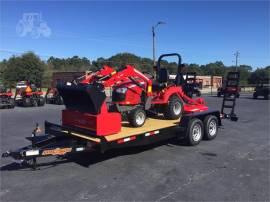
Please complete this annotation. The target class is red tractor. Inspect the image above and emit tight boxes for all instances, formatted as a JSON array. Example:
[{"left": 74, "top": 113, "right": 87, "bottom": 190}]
[
  {"left": 15, "top": 82, "right": 45, "bottom": 107},
  {"left": 217, "top": 79, "right": 240, "bottom": 98},
  {"left": 0, "top": 83, "right": 15, "bottom": 109},
  {"left": 57, "top": 53, "right": 208, "bottom": 135}
]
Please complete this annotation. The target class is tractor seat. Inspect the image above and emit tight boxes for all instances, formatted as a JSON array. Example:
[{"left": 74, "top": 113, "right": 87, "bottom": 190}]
[{"left": 152, "top": 68, "right": 169, "bottom": 91}]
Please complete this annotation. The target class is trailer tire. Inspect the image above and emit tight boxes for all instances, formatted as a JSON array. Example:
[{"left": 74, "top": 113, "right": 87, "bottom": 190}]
[
  {"left": 217, "top": 92, "right": 221, "bottom": 97},
  {"left": 128, "top": 107, "right": 146, "bottom": 127},
  {"left": 264, "top": 94, "right": 269, "bottom": 100},
  {"left": 186, "top": 118, "right": 203, "bottom": 146},
  {"left": 23, "top": 97, "right": 31, "bottom": 107},
  {"left": 203, "top": 115, "right": 218, "bottom": 140},
  {"left": 164, "top": 95, "right": 183, "bottom": 120}
]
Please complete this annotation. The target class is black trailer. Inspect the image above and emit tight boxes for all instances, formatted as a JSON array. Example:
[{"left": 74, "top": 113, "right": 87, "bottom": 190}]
[{"left": 2, "top": 72, "right": 240, "bottom": 170}]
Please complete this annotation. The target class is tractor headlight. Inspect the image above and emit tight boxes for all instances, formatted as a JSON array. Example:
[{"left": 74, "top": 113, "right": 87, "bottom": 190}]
[{"left": 116, "top": 87, "right": 127, "bottom": 94}]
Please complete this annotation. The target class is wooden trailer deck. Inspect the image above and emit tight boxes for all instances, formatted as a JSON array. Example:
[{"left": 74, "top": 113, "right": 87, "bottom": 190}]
[{"left": 63, "top": 117, "right": 180, "bottom": 143}]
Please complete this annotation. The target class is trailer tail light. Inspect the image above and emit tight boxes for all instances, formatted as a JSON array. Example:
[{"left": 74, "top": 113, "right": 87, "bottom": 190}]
[
  {"left": 25, "top": 150, "right": 39, "bottom": 156},
  {"left": 117, "top": 136, "right": 136, "bottom": 144},
  {"left": 145, "top": 130, "right": 159, "bottom": 136}
]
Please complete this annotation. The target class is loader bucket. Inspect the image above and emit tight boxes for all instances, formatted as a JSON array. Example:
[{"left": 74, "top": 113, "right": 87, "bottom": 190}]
[{"left": 57, "top": 83, "right": 106, "bottom": 114}]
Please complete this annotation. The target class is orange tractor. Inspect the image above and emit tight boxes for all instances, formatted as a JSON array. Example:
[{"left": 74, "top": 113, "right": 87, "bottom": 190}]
[{"left": 15, "top": 81, "right": 45, "bottom": 107}]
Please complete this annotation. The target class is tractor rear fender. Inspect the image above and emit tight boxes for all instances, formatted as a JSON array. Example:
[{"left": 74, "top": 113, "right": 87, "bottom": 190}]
[{"left": 153, "top": 86, "right": 184, "bottom": 104}]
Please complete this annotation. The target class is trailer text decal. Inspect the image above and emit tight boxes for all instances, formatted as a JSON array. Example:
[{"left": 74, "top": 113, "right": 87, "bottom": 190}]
[{"left": 42, "top": 148, "right": 72, "bottom": 156}]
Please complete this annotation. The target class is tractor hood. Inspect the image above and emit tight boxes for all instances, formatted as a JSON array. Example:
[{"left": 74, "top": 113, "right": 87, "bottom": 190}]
[{"left": 57, "top": 83, "right": 106, "bottom": 114}]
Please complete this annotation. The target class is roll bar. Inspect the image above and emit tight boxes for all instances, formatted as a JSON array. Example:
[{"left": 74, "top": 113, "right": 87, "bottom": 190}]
[{"left": 156, "top": 53, "right": 182, "bottom": 73}]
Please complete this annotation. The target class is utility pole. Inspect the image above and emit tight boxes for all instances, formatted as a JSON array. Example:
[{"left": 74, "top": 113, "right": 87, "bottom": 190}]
[
  {"left": 234, "top": 51, "right": 240, "bottom": 71},
  {"left": 152, "top": 26, "right": 156, "bottom": 66},
  {"left": 152, "top": 21, "right": 166, "bottom": 66}
]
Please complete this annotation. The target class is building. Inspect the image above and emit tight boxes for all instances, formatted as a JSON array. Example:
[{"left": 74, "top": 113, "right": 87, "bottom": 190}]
[{"left": 196, "top": 76, "right": 223, "bottom": 88}]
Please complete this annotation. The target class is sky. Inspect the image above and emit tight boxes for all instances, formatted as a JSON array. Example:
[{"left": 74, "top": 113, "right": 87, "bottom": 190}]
[{"left": 0, "top": 1, "right": 269, "bottom": 68}]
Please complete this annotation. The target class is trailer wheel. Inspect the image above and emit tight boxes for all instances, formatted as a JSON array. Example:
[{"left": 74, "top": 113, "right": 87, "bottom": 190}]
[
  {"left": 128, "top": 107, "right": 146, "bottom": 127},
  {"left": 23, "top": 97, "right": 31, "bottom": 107},
  {"left": 186, "top": 118, "right": 203, "bottom": 146},
  {"left": 164, "top": 95, "right": 183, "bottom": 120},
  {"left": 264, "top": 94, "right": 269, "bottom": 100},
  {"left": 203, "top": 115, "right": 218, "bottom": 140},
  {"left": 217, "top": 92, "right": 221, "bottom": 97},
  {"left": 38, "top": 97, "right": 45, "bottom": 106}
]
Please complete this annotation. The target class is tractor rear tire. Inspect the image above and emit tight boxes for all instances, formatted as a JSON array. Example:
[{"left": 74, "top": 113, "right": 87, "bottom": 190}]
[
  {"left": 23, "top": 97, "right": 31, "bottom": 107},
  {"left": 128, "top": 107, "right": 146, "bottom": 127},
  {"left": 38, "top": 97, "right": 45, "bottom": 106},
  {"left": 164, "top": 95, "right": 183, "bottom": 120}
]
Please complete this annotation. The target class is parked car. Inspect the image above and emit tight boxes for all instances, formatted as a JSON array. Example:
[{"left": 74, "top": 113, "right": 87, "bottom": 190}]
[{"left": 253, "top": 81, "right": 269, "bottom": 100}]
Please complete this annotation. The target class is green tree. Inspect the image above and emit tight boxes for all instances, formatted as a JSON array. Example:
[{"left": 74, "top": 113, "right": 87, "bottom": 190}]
[
  {"left": 3, "top": 52, "right": 45, "bottom": 87},
  {"left": 248, "top": 67, "right": 270, "bottom": 84},
  {"left": 202, "top": 61, "right": 226, "bottom": 76}
]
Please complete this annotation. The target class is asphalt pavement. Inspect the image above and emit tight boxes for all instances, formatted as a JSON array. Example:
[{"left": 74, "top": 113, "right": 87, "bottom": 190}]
[{"left": 0, "top": 94, "right": 269, "bottom": 201}]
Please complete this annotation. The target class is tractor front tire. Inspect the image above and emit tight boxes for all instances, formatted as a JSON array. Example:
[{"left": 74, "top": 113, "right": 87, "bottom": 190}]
[
  {"left": 31, "top": 98, "right": 38, "bottom": 107},
  {"left": 164, "top": 95, "right": 183, "bottom": 120},
  {"left": 128, "top": 107, "right": 146, "bottom": 127},
  {"left": 23, "top": 97, "right": 31, "bottom": 107},
  {"left": 38, "top": 97, "right": 45, "bottom": 106}
]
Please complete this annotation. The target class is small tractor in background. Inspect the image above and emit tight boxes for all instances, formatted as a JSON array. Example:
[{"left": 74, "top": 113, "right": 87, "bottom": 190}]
[
  {"left": 45, "top": 71, "right": 85, "bottom": 105},
  {"left": 217, "top": 79, "right": 240, "bottom": 98},
  {"left": 0, "top": 82, "right": 15, "bottom": 109},
  {"left": 15, "top": 81, "right": 45, "bottom": 107},
  {"left": 253, "top": 79, "right": 269, "bottom": 100}
]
